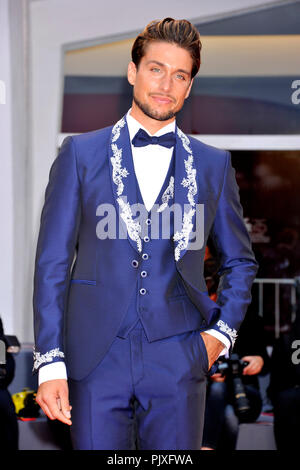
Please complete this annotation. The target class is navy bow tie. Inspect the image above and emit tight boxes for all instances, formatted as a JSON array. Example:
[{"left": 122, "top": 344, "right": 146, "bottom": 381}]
[{"left": 132, "top": 128, "right": 176, "bottom": 149}]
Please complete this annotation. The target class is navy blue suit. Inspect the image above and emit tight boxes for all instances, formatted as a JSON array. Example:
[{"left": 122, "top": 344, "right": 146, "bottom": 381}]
[{"left": 32, "top": 115, "right": 258, "bottom": 449}]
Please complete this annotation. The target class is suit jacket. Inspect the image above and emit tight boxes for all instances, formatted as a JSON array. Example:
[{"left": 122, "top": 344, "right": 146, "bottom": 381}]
[{"left": 32, "top": 115, "right": 258, "bottom": 380}]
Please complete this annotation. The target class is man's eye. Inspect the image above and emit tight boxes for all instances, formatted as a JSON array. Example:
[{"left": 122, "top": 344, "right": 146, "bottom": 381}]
[
  {"left": 177, "top": 74, "right": 185, "bottom": 80},
  {"left": 151, "top": 67, "right": 160, "bottom": 72}
]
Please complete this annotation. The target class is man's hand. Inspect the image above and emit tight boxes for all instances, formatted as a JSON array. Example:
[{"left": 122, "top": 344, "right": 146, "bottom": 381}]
[
  {"left": 200, "top": 332, "right": 225, "bottom": 370},
  {"left": 36, "top": 379, "right": 72, "bottom": 425}
]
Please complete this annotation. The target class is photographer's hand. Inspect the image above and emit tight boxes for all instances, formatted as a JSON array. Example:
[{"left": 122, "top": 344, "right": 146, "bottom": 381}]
[
  {"left": 36, "top": 379, "right": 72, "bottom": 425},
  {"left": 210, "top": 372, "right": 226, "bottom": 383},
  {"left": 241, "top": 355, "right": 264, "bottom": 375}
]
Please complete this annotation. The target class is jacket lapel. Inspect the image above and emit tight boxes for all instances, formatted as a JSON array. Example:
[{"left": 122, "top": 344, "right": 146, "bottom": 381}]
[
  {"left": 108, "top": 115, "right": 143, "bottom": 254},
  {"left": 108, "top": 116, "right": 198, "bottom": 261},
  {"left": 173, "top": 126, "right": 198, "bottom": 262}
]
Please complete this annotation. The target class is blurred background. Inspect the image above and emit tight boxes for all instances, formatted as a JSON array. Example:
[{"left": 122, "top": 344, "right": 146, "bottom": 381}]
[{"left": 0, "top": 0, "right": 299, "bottom": 450}]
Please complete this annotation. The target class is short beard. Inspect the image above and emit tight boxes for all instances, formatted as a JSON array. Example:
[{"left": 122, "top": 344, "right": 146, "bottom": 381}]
[{"left": 133, "top": 93, "right": 177, "bottom": 122}]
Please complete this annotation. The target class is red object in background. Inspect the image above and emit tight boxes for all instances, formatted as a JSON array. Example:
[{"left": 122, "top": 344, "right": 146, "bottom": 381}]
[
  {"left": 204, "top": 246, "right": 211, "bottom": 261},
  {"left": 18, "top": 417, "right": 37, "bottom": 421}
]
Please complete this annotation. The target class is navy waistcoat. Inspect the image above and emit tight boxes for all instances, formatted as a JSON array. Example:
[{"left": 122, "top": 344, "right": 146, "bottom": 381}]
[{"left": 117, "top": 147, "right": 177, "bottom": 338}]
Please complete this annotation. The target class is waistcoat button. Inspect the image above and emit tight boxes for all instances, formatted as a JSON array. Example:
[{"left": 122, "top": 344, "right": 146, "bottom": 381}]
[
  {"left": 139, "top": 288, "right": 147, "bottom": 295},
  {"left": 141, "top": 271, "right": 147, "bottom": 278},
  {"left": 144, "top": 236, "right": 150, "bottom": 242},
  {"left": 145, "top": 218, "right": 151, "bottom": 225},
  {"left": 142, "top": 253, "right": 149, "bottom": 260},
  {"left": 131, "top": 259, "right": 139, "bottom": 268}
]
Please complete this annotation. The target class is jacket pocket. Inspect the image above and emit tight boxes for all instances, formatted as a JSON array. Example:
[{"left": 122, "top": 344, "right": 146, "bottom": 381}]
[
  {"left": 167, "top": 293, "right": 189, "bottom": 302},
  {"left": 70, "top": 279, "right": 96, "bottom": 285}
]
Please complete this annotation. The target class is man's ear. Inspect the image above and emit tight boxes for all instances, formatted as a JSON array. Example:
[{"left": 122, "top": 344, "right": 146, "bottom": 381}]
[
  {"left": 127, "top": 61, "right": 137, "bottom": 86},
  {"left": 185, "top": 77, "right": 194, "bottom": 99}
]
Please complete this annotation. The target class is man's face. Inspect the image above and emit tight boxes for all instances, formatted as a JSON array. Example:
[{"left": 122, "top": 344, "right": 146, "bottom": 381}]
[{"left": 128, "top": 41, "right": 194, "bottom": 122}]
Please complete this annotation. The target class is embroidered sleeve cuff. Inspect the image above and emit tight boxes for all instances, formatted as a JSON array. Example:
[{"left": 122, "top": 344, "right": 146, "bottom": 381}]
[
  {"left": 32, "top": 347, "right": 65, "bottom": 373},
  {"left": 38, "top": 361, "right": 67, "bottom": 386},
  {"left": 212, "top": 320, "right": 238, "bottom": 350},
  {"left": 204, "top": 329, "right": 230, "bottom": 357}
]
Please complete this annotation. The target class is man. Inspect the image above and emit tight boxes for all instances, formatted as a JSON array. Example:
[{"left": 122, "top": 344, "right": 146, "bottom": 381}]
[{"left": 33, "top": 18, "right": 258, "bottom": 450}]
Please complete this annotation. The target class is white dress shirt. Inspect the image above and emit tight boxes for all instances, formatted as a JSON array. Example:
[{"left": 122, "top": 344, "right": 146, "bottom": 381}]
[
  {"left": 126, "top": 111, "right": 176, "bottom": 212},
  {"left": 38, "top": 109, "right": 229, "bottom": 385}
]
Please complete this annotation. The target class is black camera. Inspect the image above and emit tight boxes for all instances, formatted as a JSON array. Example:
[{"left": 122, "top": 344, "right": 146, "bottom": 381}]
[
  {"left": 0, "top": 335, "right": 20, "bottom": 386},
  {"left": 215, "top": 353, "right": 252, "bottom": 423}
]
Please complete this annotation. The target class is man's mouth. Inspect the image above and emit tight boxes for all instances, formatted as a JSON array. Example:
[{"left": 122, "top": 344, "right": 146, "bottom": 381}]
[{"left": 150, "top": 95, "right": 174, "bottom": 104}]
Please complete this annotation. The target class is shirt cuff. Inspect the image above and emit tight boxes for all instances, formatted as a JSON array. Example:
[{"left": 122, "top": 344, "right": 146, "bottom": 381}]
[
  {"left": 203, "top": 329, "right": 230, "bottom": 357},
  {"left": 38, "top": 361, "right": 67, "bottom": 386}
]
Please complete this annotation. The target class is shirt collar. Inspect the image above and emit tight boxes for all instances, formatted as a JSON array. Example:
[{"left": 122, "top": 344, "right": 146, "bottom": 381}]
[{"left": 126, "top": 108, "right": 176, "bottom": 143}]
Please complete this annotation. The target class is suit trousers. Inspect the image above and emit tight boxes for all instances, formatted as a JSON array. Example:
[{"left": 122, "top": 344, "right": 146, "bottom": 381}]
[{"left": 68, "top": 321, "right": 209, "bottom": 450}]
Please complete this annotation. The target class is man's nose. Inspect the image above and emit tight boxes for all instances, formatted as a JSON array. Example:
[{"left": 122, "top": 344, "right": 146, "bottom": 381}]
[{"left": 160, "top": 73, "right": 173, "bottom": 92}]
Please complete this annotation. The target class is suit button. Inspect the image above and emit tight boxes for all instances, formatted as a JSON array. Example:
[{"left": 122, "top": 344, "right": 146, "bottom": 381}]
[
  {"left": 139, "top": 288, "right": 147, "bottom": 295},
  {"left": 142, "top": 253, "right": 149, "bottom": 260},
  {"left": 202, "top": 319, "right": 206, "bottom": 326},
  {"left": 144, "top": 236, "right": 150, "bottom": 242},
  {"left": 141, "top": 271, "right": 147, "bottom": 278},
  {"left": 131, "top": 259, "right": 139, "bottom": 268}
]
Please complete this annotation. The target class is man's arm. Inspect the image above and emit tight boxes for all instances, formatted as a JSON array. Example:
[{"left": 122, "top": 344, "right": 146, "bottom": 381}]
[
  {"left": 33, "top": 136, "right": 81, "bottom": 424},
  {"left": 204, "top": 151, "right": 258, "bottom": 364}
]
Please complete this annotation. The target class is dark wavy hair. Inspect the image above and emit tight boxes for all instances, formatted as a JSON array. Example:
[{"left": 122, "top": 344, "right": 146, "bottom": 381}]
[{"left": 131, "top": 17, "right": 202, "bottom": 79}]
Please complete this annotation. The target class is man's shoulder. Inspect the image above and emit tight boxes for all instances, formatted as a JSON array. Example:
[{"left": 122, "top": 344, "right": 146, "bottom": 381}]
[
  {"left": 71, "top": 124, "right": 113, "bottom": 148},
  {"left": 61, "top": 125, "right": 114, "bottom": 167},
  {"left": 188, "top": 134, "right": 229, "bottom": 162}
]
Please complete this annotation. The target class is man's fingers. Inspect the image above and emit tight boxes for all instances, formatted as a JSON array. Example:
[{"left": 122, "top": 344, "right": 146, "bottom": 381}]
[
  {"left": 36, "top": 391, "right": 55, "bottom": 419},
  {"left": 38, "top": 396, "right": 70, "bottom": 424},
  {"left": 59, "top": 394, "right": 72, "bottom": 419},
  {"left": 47, "top": 396, "right": 72, "bottom": 425},
  {"left": 38, "top": 400, "right": 56, "bottom": 420},
  {"left": 36, "top": 380, "right": 72, "bottom": 425}
]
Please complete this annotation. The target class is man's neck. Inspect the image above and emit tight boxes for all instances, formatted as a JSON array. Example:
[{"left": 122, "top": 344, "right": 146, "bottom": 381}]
[{"left": 129, "top": 102, "right": 175, "bottom": 135}]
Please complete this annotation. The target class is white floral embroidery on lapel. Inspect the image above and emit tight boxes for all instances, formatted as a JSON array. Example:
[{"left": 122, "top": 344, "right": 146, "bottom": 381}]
[
  {"left": 111, "top": 118, "right": 128, "bottom": 196},
  {"left": 112, "top": 116, "right": 126, "bottom": 143},
  {"left": 117, "top": 197, "right": 142, "bottom": 252},
  {"left": 110, "top": 118, "right": 142, "bottom": 252},
  {"left": 157, "top": 176, "right": 174, "bottom": 213},
  {"left": 173, "top": 128, "right": 198, "bottom": 262}
]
